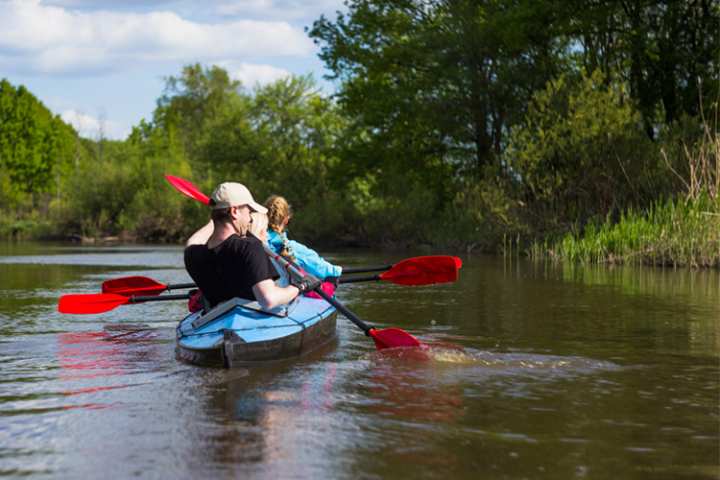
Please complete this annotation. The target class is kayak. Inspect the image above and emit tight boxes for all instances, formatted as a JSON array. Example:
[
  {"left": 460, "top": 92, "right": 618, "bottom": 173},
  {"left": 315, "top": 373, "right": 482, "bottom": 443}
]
[{"left": 176, "top": 295, "right": 337, "bottom": 367}]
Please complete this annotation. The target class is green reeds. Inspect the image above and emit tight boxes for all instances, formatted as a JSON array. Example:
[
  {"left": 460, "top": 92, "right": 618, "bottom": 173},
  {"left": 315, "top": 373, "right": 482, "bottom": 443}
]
[{"left": 533, "top": 194, "right": 720, "bottom": 267}]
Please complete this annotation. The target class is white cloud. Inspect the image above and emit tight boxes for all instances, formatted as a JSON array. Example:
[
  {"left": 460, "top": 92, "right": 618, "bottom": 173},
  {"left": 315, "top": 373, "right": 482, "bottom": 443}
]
[
  {"left": 61, "top": 109, "right": 128, "bottom": 140},
  {"left": 0, "top": 0, "right": 314, "bottom": 75},
  {"left": 219, "top": 61, "right": 291, "bottom": 87},
  {"left": 216, "top": 0, "right": 342, "bottom": 21}
]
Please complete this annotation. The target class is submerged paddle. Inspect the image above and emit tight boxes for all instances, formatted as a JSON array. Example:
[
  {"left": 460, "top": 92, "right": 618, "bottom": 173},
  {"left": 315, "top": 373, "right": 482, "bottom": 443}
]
[
  {"left": 101, "top": 255, "right": 460, "bottom": 297},
  {"left": 58, "top": 293, "right": 191, "bottom": 315},
  {"left": 165, "top": 174, "right": 425, "bottom": 350}
]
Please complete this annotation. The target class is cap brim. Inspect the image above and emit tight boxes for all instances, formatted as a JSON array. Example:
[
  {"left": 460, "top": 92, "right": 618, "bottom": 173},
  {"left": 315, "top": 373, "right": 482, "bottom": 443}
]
[{"left": 248, "top": 202, "right": 268, "bottom": 214}]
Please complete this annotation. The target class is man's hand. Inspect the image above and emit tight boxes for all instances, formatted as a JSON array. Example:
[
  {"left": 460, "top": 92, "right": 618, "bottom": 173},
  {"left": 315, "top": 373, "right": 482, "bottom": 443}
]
[{"left": 292, "top": 274, "right": 321, "bottom": 294}]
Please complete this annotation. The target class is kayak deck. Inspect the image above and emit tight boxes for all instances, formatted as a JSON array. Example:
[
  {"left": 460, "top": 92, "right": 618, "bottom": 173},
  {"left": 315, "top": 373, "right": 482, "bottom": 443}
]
[{"left": 176, "top": 296, "right": 337, "bottom": 367}]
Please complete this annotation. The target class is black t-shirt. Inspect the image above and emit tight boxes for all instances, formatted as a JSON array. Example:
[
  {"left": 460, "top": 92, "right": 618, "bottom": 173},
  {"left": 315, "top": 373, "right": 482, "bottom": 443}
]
[{"left": 184, "top": 234, "right": 276, "bottom": 307}]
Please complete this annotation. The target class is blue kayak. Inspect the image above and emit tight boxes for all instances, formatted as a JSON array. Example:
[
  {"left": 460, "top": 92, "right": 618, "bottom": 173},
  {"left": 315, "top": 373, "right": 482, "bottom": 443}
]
[{"left": 176, "top": 295, "right": 337, "bottom": 367}]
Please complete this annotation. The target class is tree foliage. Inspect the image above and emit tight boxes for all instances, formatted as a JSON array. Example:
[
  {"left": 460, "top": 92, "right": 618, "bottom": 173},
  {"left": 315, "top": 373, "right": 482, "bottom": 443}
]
[
  {"left": 506, "top": 70, "right": 657, "bottom": 230},
  {"left": 0, "top": 0, "right": 717, "bottom": 249},
  {"left": 0, "top": 79, "right": 78, "bottom": 207},
  {"left": 569, "top": 0, "right": 720, "bottom": 134},
  {"left": 309, "top": 0, "right": 565, "bottom": 177}
]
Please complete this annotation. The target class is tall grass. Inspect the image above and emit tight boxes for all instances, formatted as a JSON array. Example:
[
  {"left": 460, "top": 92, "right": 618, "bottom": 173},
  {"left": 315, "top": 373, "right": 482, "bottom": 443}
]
[
  {"left": 541, "top": 195, "right": 719, "bottom": 267},
  {"left": 533, "top": 120, "right": 719, "bottom": 268}
]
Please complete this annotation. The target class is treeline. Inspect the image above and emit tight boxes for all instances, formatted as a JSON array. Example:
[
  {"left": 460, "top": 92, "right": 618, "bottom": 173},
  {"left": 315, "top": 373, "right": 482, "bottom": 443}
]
[{"left": 1, "top": 0, "right": 718, "bottom": 264}]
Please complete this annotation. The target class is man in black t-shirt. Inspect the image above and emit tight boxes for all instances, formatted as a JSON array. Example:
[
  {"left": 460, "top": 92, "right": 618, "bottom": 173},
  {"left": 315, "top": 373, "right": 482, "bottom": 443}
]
[{"left": 184, "top": 182, "right": 315, "bottom": 309}]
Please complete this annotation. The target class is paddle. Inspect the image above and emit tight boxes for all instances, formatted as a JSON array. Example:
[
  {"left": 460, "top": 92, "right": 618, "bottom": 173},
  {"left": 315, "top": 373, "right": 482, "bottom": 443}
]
[
  {"left": 101, "top": 254, "right": 460, "bottom": 297},
  {"left": 341, "top": 253, "right": 463, "bottom": 275},
  {"left": 165, "top": 174, "right": 424, "bottom": 350},
  {"left": 341, "top": 255, "right": 460, "bottom": 285},
  {"left": 58, "top": 293, "right": 191, "bottom": 315}
]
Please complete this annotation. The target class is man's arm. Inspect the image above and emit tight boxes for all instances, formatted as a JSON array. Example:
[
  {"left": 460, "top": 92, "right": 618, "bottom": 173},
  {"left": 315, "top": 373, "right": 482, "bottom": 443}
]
[
  {"left": 252, "top": 279, "right": 300, "bottom": 310},
  {"left": 186, "top": 220, "right": 214, "bottom": 247}
]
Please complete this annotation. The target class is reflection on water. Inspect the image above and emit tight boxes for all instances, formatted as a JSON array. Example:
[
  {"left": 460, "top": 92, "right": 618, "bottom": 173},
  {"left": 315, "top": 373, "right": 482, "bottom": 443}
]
[{"left": 0, "top": 245, "right": 717, "bottom": 479}]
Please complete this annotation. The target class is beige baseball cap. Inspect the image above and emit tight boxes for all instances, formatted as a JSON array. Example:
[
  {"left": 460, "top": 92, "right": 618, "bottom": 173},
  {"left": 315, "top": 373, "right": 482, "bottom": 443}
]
[{"left": 210, "top": 182, "right": 268, "bottom": 213}]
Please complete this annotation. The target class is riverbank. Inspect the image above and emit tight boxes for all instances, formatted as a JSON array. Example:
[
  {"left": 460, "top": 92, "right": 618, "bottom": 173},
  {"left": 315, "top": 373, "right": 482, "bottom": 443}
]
[{"left": 5, "top": 195, "right": 719, "bottom": 269}]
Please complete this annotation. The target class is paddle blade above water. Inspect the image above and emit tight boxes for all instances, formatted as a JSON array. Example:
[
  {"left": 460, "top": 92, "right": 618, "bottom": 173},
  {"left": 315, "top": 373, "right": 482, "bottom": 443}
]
[
  {"left": 58, "top": 293, "right": 130, "bottom": 314},
  {"left": 165, "top": 175, "right": 210, "bottom": 205},
  {"left": 369, "top": 328, "right": 422, "bottom": 350},
  {"left": 379, "top": 255, "right": 461, "bottom": 286},
  {"left": 102, "top": 276, "right": 167, "bottom": 296}
]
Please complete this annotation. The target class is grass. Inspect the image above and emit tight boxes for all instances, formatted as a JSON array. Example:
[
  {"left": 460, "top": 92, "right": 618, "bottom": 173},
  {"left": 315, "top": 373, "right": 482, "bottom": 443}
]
[{"left": 533, "top": 194, "right": 720, "bottom": 268}]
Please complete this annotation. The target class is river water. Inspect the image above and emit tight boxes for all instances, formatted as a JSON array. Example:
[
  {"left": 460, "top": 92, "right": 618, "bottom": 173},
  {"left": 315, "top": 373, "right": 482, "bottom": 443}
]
[{"left": 0, "top": 242, "right": 717, "bottom": 479}]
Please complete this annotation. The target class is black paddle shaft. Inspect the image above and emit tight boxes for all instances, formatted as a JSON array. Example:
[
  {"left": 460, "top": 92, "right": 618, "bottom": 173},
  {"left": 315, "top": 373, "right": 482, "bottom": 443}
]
[
  {"left": 313, "top": 286, "right": 374, "bottom": 336},
  {"left": 338, "top": 274, "right": 381, "bottom": 284},
  {"left": 129, "top": 293, "right": 191, "bottom": 303},
  {"left": 342, "top": 264, "right": 391, "bottom": 274}
]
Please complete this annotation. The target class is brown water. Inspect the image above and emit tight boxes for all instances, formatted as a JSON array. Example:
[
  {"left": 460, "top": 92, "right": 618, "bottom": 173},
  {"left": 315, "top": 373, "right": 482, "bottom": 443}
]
[{"left": 0, "top": 243, "right": 718, "bottom": 479}]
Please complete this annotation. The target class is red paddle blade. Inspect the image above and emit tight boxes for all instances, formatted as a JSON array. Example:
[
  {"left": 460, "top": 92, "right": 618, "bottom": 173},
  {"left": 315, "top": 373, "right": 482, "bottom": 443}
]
[
  {"left": 369, "top": 328, "right": 422, "bottom": 350},
  {"left": 58, "top": 293, "right": 130, "bottom": 314},
  {"left": 379, "top": 255, "right": 461, "bottom": 286},
  {"left": 102, "top": 276, "right": 167, "bottom": 296},
  {"left": 165, "top": 175, "right": 210, "bottom": 205}
]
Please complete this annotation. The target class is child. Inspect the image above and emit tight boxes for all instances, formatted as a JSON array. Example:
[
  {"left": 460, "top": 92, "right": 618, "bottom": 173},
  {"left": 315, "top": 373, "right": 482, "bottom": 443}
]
[{"left": 265, "top": 195, "right": 342, "bottom": 280}]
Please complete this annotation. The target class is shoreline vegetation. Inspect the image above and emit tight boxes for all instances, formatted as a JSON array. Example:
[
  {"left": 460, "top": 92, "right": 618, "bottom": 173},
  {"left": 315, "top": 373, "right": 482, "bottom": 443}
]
[
  {"left": 530, "top": 125, "right": 720, "bottom": 268},
  {"left": 1, "top": 1, "right": 718, "bottom": 268}
]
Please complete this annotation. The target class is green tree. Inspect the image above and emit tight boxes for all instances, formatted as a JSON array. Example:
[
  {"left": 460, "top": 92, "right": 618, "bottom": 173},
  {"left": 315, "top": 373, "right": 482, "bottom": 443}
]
[
  {"left": 155, "top": 64, "right": 244, "bottom": 164},
  {"left": 309, "top": 0, "right": 566, "bottom": 176},
  {"left": 0, "top": 79, "right": 77, "bottom": 207},
  {"left": 196, "top": 75, "right": 347, "bottom": 239},
  {"left": 505, "top": 70, "right": 657, "bottom": 231},
  {"left": 566, "top": 0, "right": 719, "bottom": 137}
]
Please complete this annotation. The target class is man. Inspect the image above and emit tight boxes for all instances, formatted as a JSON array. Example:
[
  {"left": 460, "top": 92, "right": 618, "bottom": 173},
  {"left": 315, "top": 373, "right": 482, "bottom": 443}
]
[{"left": 184, "top": 182, "right": 316, "bottom": 310}]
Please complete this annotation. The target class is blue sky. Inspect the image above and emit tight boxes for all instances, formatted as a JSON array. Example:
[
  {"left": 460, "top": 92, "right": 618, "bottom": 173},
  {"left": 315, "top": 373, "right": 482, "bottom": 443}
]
[{"left": 1, "top": 0, "right": 345, "bottom": 139}]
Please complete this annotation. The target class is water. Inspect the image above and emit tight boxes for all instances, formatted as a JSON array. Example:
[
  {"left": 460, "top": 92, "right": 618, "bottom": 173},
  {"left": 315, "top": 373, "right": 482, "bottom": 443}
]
[{"left": 0, "top": 242, "right": 718, "bottom": 479}]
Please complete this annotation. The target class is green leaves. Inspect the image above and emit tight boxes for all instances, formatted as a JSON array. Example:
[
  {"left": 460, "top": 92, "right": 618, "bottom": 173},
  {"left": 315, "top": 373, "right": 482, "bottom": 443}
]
[
  {"left": 0, "top": 79, "right": 77, "bottom": 207},
  {"left": 506, "top": 70, "right": 656, "bottom": 228}
]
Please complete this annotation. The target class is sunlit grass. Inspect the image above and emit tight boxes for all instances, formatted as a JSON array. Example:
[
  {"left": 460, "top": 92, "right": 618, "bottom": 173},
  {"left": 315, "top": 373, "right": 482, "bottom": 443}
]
[{"left": 533, "top": 193, "right": 720, "bottom": 267}]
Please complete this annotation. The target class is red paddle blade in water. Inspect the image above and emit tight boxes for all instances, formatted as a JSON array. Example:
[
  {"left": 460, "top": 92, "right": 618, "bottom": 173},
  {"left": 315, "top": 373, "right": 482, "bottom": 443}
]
[
  {"left": 379, "top": 255, "right": 461, "bottom": 286},
  {"left": 165, "top": 175, "right": 210, "bottom": 205},
  {"left": 370, "top": 328, "right": 422, "bottom": 350},
  {"left": 58, "top": 293, "right": 130, "bottom": 314},
  {"left": 102, "top": 276, "right": 167, "bottom": 296}
]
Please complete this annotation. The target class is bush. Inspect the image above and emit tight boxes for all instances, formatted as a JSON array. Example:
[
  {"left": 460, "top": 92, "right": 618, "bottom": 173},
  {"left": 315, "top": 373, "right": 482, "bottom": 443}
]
[{"left": 505, "top": 70, "right": 658, "bottom": 231}]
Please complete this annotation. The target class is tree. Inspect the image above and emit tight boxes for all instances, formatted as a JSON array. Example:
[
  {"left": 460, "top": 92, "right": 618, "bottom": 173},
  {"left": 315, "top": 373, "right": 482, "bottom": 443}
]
[
  {"left": 0, "top": 79, "right": 77, "bottom": 207},
  {"left": 567, "top": 0, "right": 719, "bottom": 137},
  {"left": 197, "top": 75, "right": 345, "bottom": 211},
  {"left": 155, "top": 64, "right": 244, "bottom": 163},
  {"left": 505, "top": 70, "right": 657, "bottom": 230},
  {"left": 309, "top": 0, "right": 566, "bottom": 177}
]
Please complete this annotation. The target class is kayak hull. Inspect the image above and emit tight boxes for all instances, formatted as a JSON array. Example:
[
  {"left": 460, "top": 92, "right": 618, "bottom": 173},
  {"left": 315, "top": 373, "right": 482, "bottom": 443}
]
[{"left": 175, "top": 296, "right": 337, "bottom": 368}]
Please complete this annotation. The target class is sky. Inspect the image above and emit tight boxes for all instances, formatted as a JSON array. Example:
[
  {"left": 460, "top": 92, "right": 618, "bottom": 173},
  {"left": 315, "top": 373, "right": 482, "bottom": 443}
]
[{"left": 0, "top": 0, "right": 345, "bottom": 139}]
